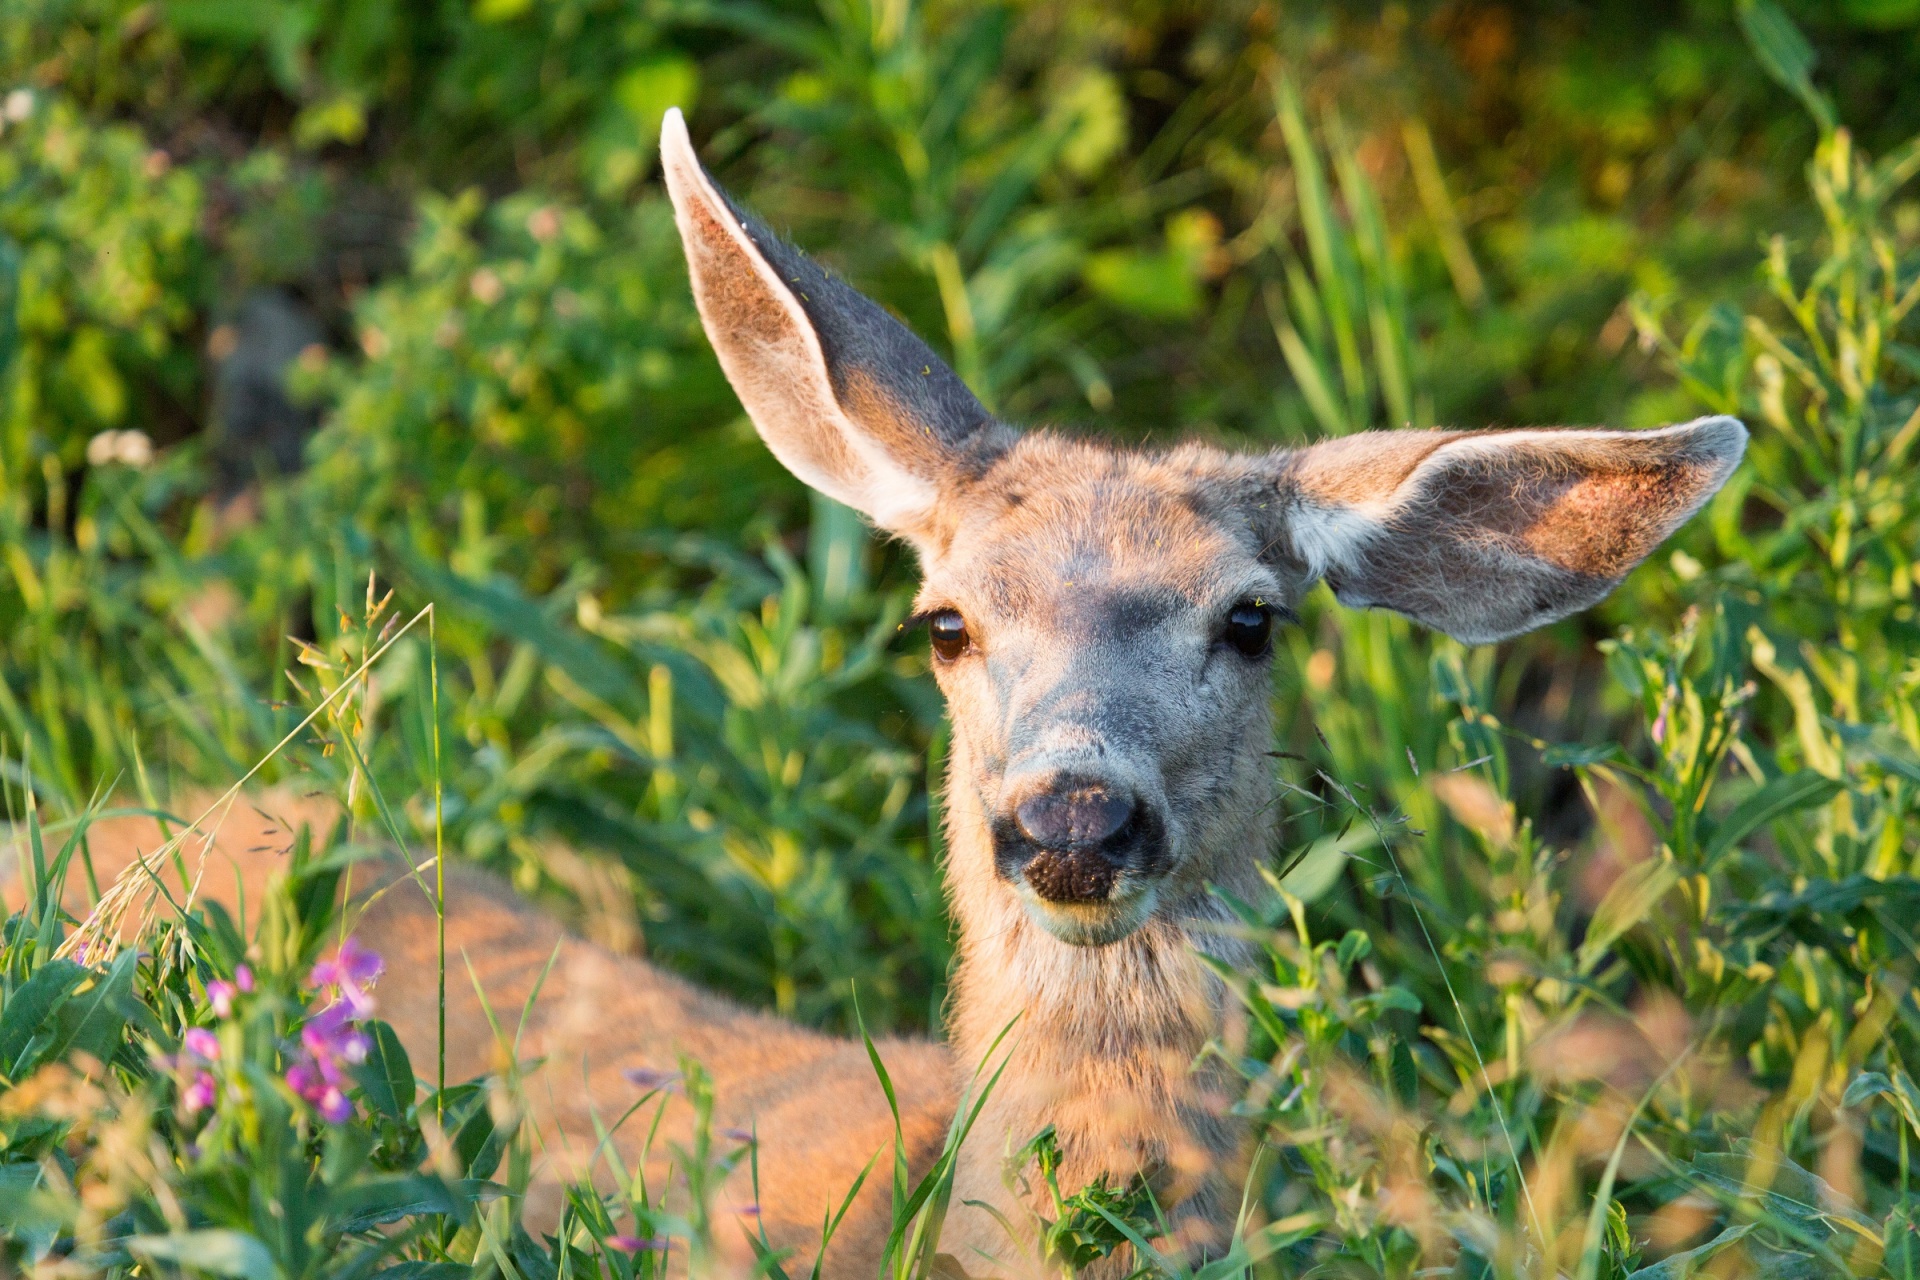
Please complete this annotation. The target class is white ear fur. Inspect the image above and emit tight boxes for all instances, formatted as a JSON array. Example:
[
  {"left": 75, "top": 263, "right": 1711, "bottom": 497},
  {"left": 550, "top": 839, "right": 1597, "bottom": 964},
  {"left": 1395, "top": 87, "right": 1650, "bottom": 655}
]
[{"left": 661, "top": 109, "right": 985, "bottom": 535}]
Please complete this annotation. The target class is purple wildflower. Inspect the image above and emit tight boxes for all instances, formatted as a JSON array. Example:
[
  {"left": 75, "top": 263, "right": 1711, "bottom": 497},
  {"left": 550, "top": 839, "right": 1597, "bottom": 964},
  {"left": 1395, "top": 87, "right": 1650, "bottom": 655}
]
[
  {"left": 300, "top": 1001, "right": 370, "bottom": 1066},
  {"left": 282, "top": 941, "right": 381, "bottom": 1124},
  {"left": 622, "top": 1067, "right": 681, "bottom": 1092},
  {"left": 309, "top": 937, "right": 382, "bottom": 1018},
  {"left": 234, "top": 964, "right": 255, "bottom": 993},
  {"left": 734, "top": 1204, "right": 761, "bottom": 1219},
  {"left": 286, "top": 1059, "right": 324, "bottom": 1098},
  {"left": 207, "top": 980, "right": 237, "bottom": 1019},
  {"left": 317, "top": 1086, "right": 353, "bottom": 1124},
  {"left": 721, "top": 1127, "right": 756, "bottom": 1143},
  {"left": 183, "top": 1027, "right": 220, "bottom": 1062},
  {"left": 607, "top": 1236, "right": 669, "bottom": 1254},
  {"left": 181, "top": 1072, "right": 216, "bottom": 1115}
]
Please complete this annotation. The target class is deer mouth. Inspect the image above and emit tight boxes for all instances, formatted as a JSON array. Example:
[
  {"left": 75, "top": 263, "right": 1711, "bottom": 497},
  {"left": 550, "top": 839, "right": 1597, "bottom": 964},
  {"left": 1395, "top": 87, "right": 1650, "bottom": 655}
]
[{"left": 1015, "top": 879, "right": 1160, "bottom": 946}]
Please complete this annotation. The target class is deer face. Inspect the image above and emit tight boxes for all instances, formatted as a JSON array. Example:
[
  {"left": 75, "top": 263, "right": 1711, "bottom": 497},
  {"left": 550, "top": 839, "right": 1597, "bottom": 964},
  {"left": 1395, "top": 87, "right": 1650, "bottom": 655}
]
[
  {"left": 903, "top": 440, "right": 1305, "bottom": 945},
  {"left": 661, "top": 110, "right": 1746, "bottom": 949}
]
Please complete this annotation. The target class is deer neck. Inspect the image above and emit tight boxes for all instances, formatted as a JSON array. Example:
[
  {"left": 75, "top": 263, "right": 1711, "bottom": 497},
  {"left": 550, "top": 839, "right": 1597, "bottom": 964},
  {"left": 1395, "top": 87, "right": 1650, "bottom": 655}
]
[{"left": 938, "top": 731, "right": 1272, "bottom": 1252}]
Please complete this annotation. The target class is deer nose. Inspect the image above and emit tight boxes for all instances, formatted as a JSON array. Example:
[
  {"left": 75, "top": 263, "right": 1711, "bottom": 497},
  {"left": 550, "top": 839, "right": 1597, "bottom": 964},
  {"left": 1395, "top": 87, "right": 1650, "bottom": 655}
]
[{"left": 1015, "top": 786, "right": 1134, "bottom": 851}]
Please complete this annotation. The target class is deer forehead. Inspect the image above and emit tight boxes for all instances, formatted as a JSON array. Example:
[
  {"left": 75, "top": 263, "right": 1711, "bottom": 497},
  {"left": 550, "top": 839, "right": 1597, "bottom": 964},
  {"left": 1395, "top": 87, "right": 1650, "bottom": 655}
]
[{"left": 916, "top": 440, "right": 1283, "bottom": 624}]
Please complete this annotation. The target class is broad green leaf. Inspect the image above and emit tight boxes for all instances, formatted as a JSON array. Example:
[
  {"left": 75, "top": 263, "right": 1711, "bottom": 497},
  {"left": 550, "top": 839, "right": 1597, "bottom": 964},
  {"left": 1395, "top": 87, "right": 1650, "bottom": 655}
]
[
  {"left": 0, "top": 1163, "right": 62, "bottom": 1262},
  {"left": 130, "top": 1229, "right": 278, "bottom": 1280},
  {"left": 1842, "top": 1071, "right": 1892, "bottom": 1107},
  {"left": 42, "top": 948, "right": 139, "bottom": 1071},
  {"left": 332, "top": 1174, "right": 464, "bottom": 1233},
  {"left": 352, "top": 1020, "right": 416, "bottom": 1123},
  {"left": 1279, "top": 823, "right": 1377, "bottom": 903},
  {"left": 1686, "top": 1145, "right": 1879, "bottom": 1245},
  {"left": 1736, "top": 0, "right": 1837, "bottom": 132},
  {"left": 0, "top": 961, "right": 87, "bottom": 1078},
  {"left": 1842, "top": 1068, "right": 1920, "bottom": 1137},
  {"left": 1578, "top": 857, "right": 1680, "bottom": 973},
  {"left": 372, "top": 1265, "right": 472, "bottom": 1280},
  {"left": 0, "top": 235, "right": 18, "bottom": 373},
  {"left": 1336, "top": 929, "right": 1371, "bottom": 969},
  {"left": 1703, "top": 771, "right": 1843, "bottom": 866},
  {"left": 1626, "top": 1225, "right": 1755, "bottom": 1280}
]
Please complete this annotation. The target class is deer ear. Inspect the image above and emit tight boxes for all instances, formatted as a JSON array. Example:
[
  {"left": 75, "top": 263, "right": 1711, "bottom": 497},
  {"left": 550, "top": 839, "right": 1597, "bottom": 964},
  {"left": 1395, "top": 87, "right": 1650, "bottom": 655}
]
[
  {"left": 1276, "top": 416, "right": 1747, "bottom": 644},
  {"left": 661, "top": 109, "right": 1007, "bottom": 537}
]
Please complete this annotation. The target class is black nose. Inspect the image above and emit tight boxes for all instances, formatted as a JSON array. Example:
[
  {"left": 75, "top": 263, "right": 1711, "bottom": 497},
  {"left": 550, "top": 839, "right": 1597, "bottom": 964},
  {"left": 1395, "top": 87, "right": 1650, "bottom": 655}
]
[
  {"left": 1015, "top": 787, "right": 1134, "bottom": 850},
  {"left": 995, "top": 781, "right": 1162, "bottom": 905}
]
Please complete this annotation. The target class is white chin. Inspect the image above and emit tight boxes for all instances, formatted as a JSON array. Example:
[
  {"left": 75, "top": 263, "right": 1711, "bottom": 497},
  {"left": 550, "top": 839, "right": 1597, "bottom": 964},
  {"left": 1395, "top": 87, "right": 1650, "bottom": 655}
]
[{"left": 1019, "top": 884, "right": 1158, "bottom": 947}]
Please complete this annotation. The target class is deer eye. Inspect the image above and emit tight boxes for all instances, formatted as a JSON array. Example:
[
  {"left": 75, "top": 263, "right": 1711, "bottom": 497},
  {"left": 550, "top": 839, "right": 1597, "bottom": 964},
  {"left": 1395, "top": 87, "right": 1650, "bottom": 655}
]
[
  {"left": 928, "top": 610, "right": 971, "bottom": 661},
  {"left": 1223, "top": 600, "right": 1273, "bottom": 658}
]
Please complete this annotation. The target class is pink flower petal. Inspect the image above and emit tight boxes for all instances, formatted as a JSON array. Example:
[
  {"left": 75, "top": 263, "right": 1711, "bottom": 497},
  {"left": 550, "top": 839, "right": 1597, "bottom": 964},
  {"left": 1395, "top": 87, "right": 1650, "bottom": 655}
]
[
  {"left": 181, "top": 1072, "right": 217, "bottom": 1114},
  {"left": 607, "top": 1236, "right": 669, "bottom": 1254}
]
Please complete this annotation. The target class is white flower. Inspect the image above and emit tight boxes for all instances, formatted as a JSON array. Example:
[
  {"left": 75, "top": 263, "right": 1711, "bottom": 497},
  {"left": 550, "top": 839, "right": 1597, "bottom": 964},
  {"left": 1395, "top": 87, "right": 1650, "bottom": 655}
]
[
  {"left": 3, "top": 89, "right": 32, "bottom": 123},
  {"left": 85, "top": 429, "right": 154, "bottom": 469}
]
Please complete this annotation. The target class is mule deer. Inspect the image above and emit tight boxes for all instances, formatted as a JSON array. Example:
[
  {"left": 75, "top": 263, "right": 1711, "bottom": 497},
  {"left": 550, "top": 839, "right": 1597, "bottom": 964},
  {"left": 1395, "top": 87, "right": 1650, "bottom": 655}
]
[{"left": 20, "top": 108, "right": 1746, "bottom": 1277}]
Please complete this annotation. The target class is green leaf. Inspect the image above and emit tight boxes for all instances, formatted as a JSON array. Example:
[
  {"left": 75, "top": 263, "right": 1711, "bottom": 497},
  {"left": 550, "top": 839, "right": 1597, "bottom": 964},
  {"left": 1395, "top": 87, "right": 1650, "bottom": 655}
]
[
  {"left": 1702, "top": 771, "right": 1842, "bottom": 866},
  {"left": 1685, "top": 1145, "right": 1879, "bottom": 1241},
  {"left": 1842, "top": 1071, "right": 1892, "bottom": 1107},
  {"left": 1842, "top": 1068, "right": 1920, "bottom": 1137},
  {"left": 331, "top": 1174, "right": 464, "bottom": 1233},
  {"left": 352, "top": 1020, "right": 416, "bottom": 1123},
  {"left": 1578, "top": 857, "right": 1680, "bottom": 973},
  {"left": 1278, "top": 824, "right": 1377, "bottom": 903},
  {"left": 0, "top": 234, "right": 19, "bottom": 374},
  {"left": 130, "top": 1229, "right": 278, "bottom": 1280},
  {"left": 1390, "top": 1039, "right": 1418, "bottom": 1106},
  {"left": 1335, "top": 929, "right": 1371, "bottom": 969},
  {"left": 1082, "top": 247, "right": 1202, "bottom": 320},
  {"left": 1624, "top": 1224, "right": 1757, "bottom": 1279},
  {"left": 0, "top": 961, "right": 87, "bottom": 1078},
  {"left": 42, "top": 948, "right": 139, "bottom": 1070},
  {"left": 1737, "top": 0, "right": 1838, "bottom": 131},
  {"left": 0, "top": 1163, "right": 63, "bottom": 1262},
  {"left": 1543, "top": 742, "right": 1624, "bottom": 769}
]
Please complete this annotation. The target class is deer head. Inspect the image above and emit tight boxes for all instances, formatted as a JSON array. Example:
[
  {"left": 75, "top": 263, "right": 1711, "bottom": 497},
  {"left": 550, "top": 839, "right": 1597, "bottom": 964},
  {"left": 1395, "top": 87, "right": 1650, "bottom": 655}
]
[{"left": 660, "top": 109, "right": 1745, "bottom": 959}]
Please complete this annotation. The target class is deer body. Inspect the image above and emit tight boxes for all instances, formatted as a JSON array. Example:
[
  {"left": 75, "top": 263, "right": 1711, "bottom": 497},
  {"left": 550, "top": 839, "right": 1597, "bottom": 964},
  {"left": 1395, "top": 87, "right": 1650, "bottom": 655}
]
[{"left": 17, "top": 111, "right": 1747, "bottom": 1279}]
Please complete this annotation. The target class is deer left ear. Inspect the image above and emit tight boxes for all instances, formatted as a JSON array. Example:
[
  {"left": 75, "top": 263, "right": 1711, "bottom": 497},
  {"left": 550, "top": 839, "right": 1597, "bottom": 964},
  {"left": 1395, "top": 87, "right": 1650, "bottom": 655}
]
[
  {"left": 661, "top": 108, "right": 1009, "bottom": 541},
  {"left": 1274, "top": 416, "right": 1747, "bottom": 644}
]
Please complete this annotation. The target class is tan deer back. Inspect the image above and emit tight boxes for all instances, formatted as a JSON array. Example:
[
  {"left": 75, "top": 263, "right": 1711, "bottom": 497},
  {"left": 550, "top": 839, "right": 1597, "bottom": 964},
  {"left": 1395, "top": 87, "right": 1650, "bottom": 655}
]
[{"left": 3, "top": 794, "right": 952, "bottom": 1274}]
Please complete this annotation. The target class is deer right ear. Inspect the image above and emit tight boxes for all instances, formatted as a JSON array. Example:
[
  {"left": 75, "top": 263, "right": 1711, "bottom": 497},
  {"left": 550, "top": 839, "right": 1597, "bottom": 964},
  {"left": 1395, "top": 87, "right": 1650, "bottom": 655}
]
[
  {"left": 661, "top": 109, "right": 1008, "bottom": 539},
  {"left": 1275, "top": 417, "right": 1747, "bottom": 644}
]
